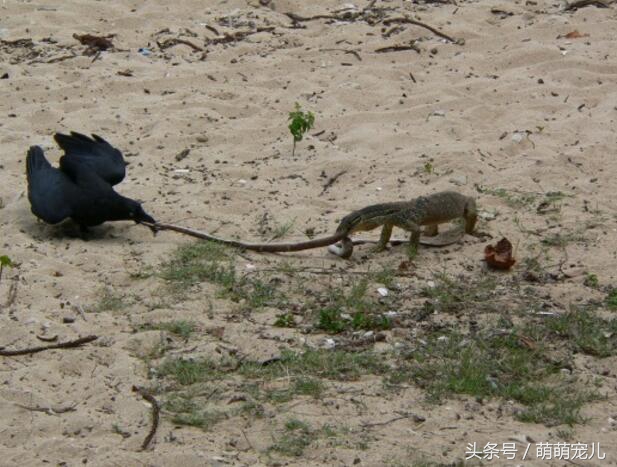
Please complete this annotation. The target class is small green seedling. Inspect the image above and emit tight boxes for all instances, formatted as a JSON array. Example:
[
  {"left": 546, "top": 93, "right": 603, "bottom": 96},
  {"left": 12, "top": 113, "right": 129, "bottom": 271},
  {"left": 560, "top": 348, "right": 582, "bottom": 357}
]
[
  {"left": 584, "top": 273, "right": 599, "bottom": 289},
  {"left": 0, "top": 255, "right": 13, "bottom": 283},
  {"left": 288, "top": 102, "right": 315, "bottom": 157}
]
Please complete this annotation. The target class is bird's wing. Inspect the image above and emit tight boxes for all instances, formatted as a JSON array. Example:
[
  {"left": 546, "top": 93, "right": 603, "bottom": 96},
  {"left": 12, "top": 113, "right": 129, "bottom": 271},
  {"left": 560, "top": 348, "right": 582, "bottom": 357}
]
[
  {"left": 54, "top": 132, "right": 126, "bottom": 186},
  {"left": 26, "top": 146, "right": 75, "bottom": 224}
]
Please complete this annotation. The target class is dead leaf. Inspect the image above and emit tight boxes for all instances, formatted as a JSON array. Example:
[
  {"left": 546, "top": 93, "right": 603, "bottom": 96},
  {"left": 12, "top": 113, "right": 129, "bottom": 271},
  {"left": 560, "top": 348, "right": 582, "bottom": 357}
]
[
  {"left": 562, "top": 30, "right": 589, "bottom": 39},
  {"left": 484, "top": 237, "right": 516, "bottom": 270}
]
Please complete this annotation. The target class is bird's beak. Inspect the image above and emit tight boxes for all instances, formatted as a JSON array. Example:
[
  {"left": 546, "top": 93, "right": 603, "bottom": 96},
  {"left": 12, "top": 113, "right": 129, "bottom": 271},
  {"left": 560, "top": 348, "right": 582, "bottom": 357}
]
[
  {"left": 136, "top": 213, "right": 156, "bottom": 225},
  {"left": 136, "top": 211, "right": 158, "bottom": 234}
]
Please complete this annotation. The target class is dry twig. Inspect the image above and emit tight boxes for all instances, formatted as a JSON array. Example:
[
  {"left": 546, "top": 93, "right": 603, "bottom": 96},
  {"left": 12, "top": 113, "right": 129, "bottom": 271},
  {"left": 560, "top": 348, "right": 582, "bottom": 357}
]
[
  {"left": 382, "top": 16, "right": 458, "bottom": 43},
  {"left": 362, "top": 412, "right": 425, "bottom": 428},
  {"left": 15, "top": 403, "right": 76, "bottom": 415},
  {"left": 157, "top": 38, "right": 203, "bottom": 52},
  {"left": 0, "top": 335, "right": 98, "bottom": 357},
  {"left": 375, "top": 43, "right": 421, "bottom": 53},
  {"left": 564, "top": 0, "right": 610, "bottom": 10},
  {"left": 321, "top": 170, "right": 348, "bottom": 195},
  {"left": 132, "top": 386, "right": 160, "bottom": 450}
]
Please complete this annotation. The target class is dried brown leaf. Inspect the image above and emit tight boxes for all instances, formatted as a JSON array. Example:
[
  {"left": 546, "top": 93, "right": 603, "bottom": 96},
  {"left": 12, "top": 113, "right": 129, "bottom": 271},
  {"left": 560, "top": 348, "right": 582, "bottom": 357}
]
[{"left": 484, "top": 237, "right": 516, "bottom": 270}]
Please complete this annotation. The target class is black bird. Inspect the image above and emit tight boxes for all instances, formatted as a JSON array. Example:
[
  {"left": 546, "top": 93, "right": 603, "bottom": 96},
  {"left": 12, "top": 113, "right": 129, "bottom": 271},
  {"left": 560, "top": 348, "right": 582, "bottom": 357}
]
[{"left": 26, "top": 133, "right": 156, "bottom": 233}]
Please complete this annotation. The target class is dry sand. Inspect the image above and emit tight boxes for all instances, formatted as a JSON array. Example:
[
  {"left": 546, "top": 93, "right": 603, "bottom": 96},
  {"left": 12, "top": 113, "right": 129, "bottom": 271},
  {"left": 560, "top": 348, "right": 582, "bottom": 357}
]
[{"left": 1, "top": 0, "right": 617, "bottom": 465}]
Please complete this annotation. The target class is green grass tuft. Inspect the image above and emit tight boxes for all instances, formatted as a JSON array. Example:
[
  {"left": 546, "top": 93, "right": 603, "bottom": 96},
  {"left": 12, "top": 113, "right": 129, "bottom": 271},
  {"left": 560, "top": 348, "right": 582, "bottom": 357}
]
[{"left": 141, "top": 320, "right": 197, "bottom": 339}]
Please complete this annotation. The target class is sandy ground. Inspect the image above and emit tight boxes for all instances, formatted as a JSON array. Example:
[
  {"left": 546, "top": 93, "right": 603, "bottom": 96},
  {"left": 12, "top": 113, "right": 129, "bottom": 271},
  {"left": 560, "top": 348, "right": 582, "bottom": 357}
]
[{"left": 1, "top": 0, "right": 617, "bottom": 465}]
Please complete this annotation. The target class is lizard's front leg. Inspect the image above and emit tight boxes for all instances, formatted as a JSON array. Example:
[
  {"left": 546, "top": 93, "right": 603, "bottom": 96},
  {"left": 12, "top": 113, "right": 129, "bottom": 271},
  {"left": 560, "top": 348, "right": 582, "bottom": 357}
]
[
  {"left": 373, "top": 223, "right": 393, "bottom": 252},
  {"left": 328, "top": 236, "right": 354, "bottom": 259},
  {"left": 464, "top": 198, "right": 477, "bottom": 234}
]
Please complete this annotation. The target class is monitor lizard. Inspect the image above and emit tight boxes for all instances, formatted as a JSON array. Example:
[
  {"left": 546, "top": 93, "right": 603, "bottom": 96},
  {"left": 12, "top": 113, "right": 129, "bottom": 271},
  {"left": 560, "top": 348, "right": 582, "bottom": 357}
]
[
  {"left": 146, "top": 191, "right": 477, "bottom": 258},
  {"left": 327, "top": 190, "right": 477, "bottom": 258}
]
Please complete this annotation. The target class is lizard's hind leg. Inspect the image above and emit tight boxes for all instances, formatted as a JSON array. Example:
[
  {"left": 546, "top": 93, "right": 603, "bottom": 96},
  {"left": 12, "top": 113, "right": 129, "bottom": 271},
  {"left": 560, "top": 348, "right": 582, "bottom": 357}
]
[{"left": 392, "top": 218, "right": 422, "bottom": 254}]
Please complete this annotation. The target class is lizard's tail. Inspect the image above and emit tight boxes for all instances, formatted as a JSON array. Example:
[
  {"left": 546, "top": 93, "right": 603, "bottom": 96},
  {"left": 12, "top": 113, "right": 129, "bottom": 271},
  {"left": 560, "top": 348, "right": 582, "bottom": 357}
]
[{"left": 142, "top": 222, "right": 345, "bottom": 252}]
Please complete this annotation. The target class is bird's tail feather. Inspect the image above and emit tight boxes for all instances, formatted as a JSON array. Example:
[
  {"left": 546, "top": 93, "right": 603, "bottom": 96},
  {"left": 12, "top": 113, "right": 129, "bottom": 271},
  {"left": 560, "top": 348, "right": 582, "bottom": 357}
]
[{"left": 26, "top": 146, "right": 49, "bottom": 178}]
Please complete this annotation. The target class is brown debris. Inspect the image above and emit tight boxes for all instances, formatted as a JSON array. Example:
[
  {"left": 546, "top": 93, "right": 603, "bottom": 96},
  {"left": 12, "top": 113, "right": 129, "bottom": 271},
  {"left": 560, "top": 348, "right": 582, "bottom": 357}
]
[
  {"left": 72, "top": 33, "right": 115, "bottom": 54},
  {"left": 559, "top": 30, "right": 589, "bottom": 39},
  {"left": 484, "top": 238, "right": 516, "bottom": 270},
  {"left": 207, "top": 26, "right": 276, "bottom": 45},
  {"left": 157, "top": 37, "right": 204, "bottom": 52}
]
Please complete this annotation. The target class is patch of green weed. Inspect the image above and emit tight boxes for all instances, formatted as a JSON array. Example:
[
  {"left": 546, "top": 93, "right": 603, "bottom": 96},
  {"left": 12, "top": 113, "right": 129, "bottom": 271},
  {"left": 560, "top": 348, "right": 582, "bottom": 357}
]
[
  {"left": 270, "top": 419, "right": 314, "bottom": 457},
  {"left": 95, "top": 287, "right": 127, "bottom": 312},
  {"left": 157, "top": 358, "right": 223, "bottom": 385},
  {"left": 541, "top": 308, "right": 617, "bottom": 357},
  {"left": 420, "top": 273, "right": 499, "bottom": 314},
  {"left": 391, "top": 327, "right": 597, "bottom": 426},
  {"left": 171, "top": 410, "right": 226, "bottom": 430},
  {"left": 240, "top": 349, "right": 385, "bottom": 382},
  {"left": 274, "top": 313, "right": 296, "bottom": 327},
  {"left": 316, "top": 278, "right": 391, "bottom": 333}
]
